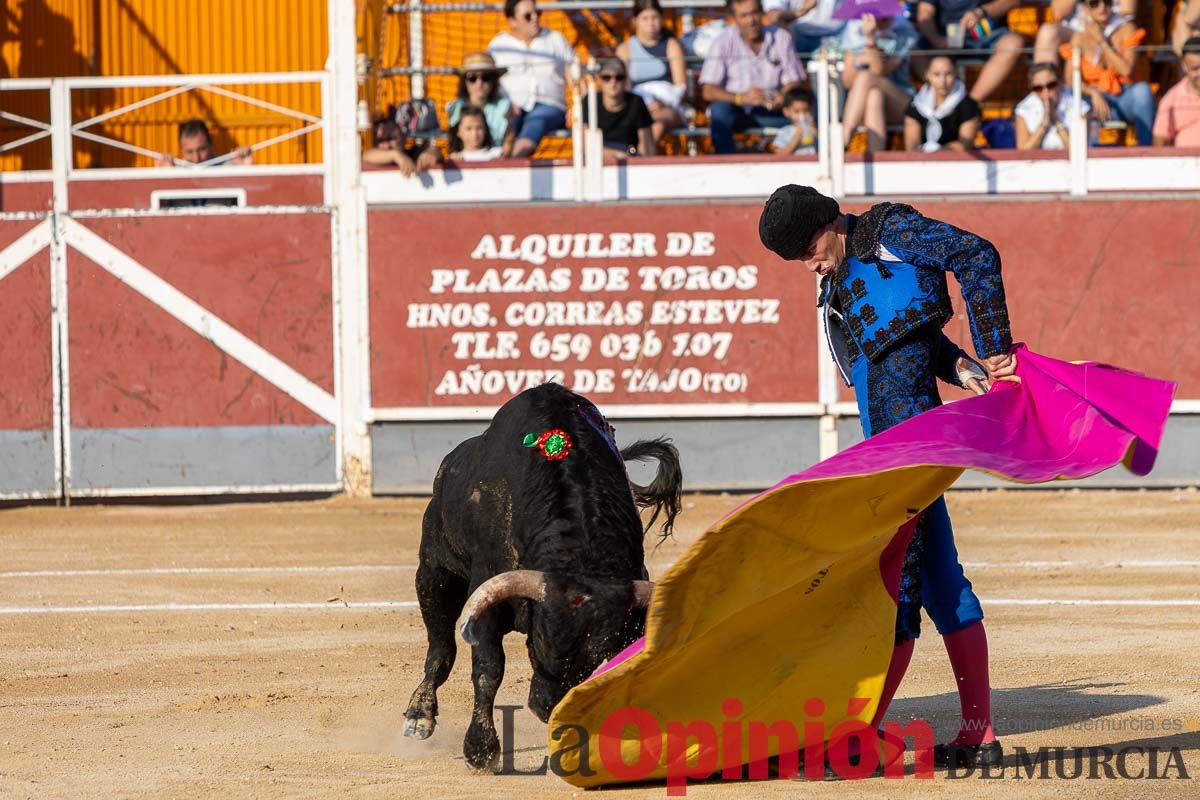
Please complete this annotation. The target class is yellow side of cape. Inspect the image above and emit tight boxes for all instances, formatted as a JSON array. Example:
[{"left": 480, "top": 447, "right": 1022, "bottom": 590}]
[{"left": 548, "top": 464, "right": 963, "bottom": 786}]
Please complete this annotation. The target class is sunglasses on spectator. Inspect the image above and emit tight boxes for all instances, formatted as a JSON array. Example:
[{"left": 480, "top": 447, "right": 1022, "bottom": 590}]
[
  {"left": 598, "top": 72, "right": 626, "bottom": 82},
  {"left": 465, "top": 72, "right": 495, "bottom": 83},
  {"left": 521, "top": 9, "right": 541, "bottom": 20},
  {"left": 1032, "top": 79, "right": 1059, "bottom": 92}
]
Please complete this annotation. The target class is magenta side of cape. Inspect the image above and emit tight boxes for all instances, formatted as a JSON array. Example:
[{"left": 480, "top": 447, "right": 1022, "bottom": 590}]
[
  {"left": 587, "top": 347, "right": 1176, "bottom": 681},
  {"left": 797, "top": 345, "right": 1175, "bottom": 486}
]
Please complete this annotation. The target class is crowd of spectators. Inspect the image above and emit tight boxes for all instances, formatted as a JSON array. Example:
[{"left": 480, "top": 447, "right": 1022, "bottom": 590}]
[{"left": 363, "top": 0, "right": 1200, "bottom": 173}]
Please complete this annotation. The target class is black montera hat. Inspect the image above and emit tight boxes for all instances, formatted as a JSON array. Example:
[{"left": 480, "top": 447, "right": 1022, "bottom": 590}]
[{"left": 758, "top": 184, "right": 841, "bottom": 260}]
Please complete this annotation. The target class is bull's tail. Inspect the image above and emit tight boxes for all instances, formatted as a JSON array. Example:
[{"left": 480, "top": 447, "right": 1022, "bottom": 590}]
[{"left": 621, "top": 438, "right": 683, "bottom": 541}]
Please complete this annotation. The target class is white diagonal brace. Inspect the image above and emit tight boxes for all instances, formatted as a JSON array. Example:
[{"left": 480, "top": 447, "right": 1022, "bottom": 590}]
[
  {"left": 199, "top": 84, "right": 323, "bottom": 124},
  {"left": 62, "top": 217, "right": 337, "bottom": 424},
  {"left": 0, "top": 110, "right": 51, "bottom": 130},
  {"left": 72, "top": 129, "right": 177, "bottom": 162},
  {"left": 0, "top": 128, "right": 53, "bottom": 154},
  {"left": 0, "top": 219, "right": 52, "bottom": 282},
  {"left": 71, "top": 84, "right": 196, "bottom": 131}
]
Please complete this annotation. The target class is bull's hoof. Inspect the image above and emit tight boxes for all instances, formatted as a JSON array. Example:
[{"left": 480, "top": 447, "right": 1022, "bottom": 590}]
[
  {"left": 464, "top": 727, "right": 501, "bottom": 772},
  {"left": 403, "top": 716, "right": 435, "bottom": 740},
  {"left": 464, "top": 746, "right": 500, "bottom": 772}
]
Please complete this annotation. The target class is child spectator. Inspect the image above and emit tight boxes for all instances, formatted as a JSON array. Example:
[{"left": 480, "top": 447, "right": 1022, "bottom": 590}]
[
  {"left": 1153, "top": 37, "right": 1200, "bottom": 146},
  {"left": 773, "top": 86, "right": 818, "bottom": 153},
  {"left": 448, "top": 105, "right": 504, "bottom": 161},
  {"left": 905, "top": 55, "right": 982, "bottom": 150}
]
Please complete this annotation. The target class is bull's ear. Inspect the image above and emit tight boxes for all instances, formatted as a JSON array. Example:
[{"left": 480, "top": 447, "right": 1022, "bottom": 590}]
[{"left": 568, "top": 593, "right": 592, "bottom": 608}]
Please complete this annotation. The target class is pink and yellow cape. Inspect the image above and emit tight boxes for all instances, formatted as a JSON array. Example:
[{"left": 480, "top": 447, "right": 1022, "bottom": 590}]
[{"left": 548, "top": 346, "right": 1175, "bottom": 787}]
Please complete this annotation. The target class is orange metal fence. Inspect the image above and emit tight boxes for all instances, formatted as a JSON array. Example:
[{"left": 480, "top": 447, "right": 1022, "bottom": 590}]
[{"left": 1, "top": 0, "right": 327, "bottom": 170}]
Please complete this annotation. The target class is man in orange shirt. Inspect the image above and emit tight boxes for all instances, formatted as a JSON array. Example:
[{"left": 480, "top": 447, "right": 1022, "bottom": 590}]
[{"left": 1153, "top": 38, "right": 1200, "bottom": 147}]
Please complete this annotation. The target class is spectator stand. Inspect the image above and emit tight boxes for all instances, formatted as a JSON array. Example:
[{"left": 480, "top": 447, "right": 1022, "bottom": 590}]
[
  {"left": 377, "top": 0, "right": 794, "bottom": 156},
  {"left": 363, "top": 0, "right": 1200, "bottom": 204},
  {"left": 372, "top": 0, "right": 945, "bottom": 155}
]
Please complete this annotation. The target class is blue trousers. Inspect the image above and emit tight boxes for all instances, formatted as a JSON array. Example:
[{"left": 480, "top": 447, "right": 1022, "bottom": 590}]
[
  {"left": 707, "top": 101, "right": 789, "bottom": 154},
  {"left": 1100, "top": 82, "right": 1155, "bottom": 147},
  {"left": 512, "top": 103, "right": 567, "bottom": 151},
  {"left": 850, "top": 329, "right": 984, "bottom": 643}
]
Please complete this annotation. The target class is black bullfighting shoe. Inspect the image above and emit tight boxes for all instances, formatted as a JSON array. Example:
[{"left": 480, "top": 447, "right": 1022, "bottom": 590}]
[{"left": 933, "top": 740, "right": 1003, "bottom": 769}]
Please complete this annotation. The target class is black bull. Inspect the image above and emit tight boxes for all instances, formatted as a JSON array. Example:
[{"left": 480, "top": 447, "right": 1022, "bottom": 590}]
[{"left": 402, "top": 383, "right": 683, "bottom": 770}]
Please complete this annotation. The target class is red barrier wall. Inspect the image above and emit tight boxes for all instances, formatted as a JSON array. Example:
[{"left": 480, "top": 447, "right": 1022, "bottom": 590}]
[
  {"left": 1, "top": 174, "right": 323, "bottom": 213},
  {"left": 69, "top": 174, "right": 324, "bottom": 209},
  {"left": 8, "top": 195, "right": 1193, "bottom": 432},
  {"left": 371, "top": 197, "right": 1198, "bottom": 412},
  {"left": 0, "top": 182, "right": 53, "bottom": 213},
  {"left": 0, "top": 221, "right": 52, "bottom": 430},
  {"left": 370, "top": 204, "right": 818, "bottom": 408},
  {"left": 69, "top": 215, "right": 333, "bottom": 427}
]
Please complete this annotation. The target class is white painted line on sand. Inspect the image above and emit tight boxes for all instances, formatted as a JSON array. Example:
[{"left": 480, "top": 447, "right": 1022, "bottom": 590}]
[
  {"left": 0, "top": 601, "right": 419, "bottom": 615},
  {"left": 1, "top": 598, "right": 1198, "bottom": 616},
  {"left": 987, "top": 598, "right": 1200, "bottom": 607},
  {"left": 964, "top": 560, "right": 1200, "bottom": 569},
  {"left": 3, "top": 560, "right": 1197, "bottom": 580},
  {"left": 0, "top": 565, "right": 415, "bottom": 578},
  {"left": 0, "top": 563, "right": 681, "bottom": 579}
]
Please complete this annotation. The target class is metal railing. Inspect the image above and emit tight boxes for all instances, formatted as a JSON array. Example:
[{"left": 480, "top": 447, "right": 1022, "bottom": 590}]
[
  {"left": 0, "top": 72, "right": 329, "bottom": 176},
  {"left": 1, "top": 41, "right": 1188, "bottom": 203},
  {"left": 370, "top": 17, "right": 1191, "bottom": 199}
]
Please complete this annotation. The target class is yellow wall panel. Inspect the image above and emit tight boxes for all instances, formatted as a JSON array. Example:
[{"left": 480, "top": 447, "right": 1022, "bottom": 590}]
[{"left": 2, "top": 0, "right": 328, "bottom": 170}]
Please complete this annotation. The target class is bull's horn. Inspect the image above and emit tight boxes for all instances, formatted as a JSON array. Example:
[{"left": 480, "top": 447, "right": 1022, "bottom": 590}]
[
  {"left": 460, "top": 570, "right": 548, "bottom": 645},
  {"left": 632, "top": 580, "right": 655, "bottom": 609}
]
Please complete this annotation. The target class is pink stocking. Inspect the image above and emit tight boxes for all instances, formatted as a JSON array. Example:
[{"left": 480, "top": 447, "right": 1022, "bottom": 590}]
[
  {"left": 870, "top": 637, "right": 915, "bottom": 730},
  {"left": 943, "top": 622, "right": 996, "bottom": 745},
  {"left": 862, "top": 638, "right": 915, "bottom": 768}
]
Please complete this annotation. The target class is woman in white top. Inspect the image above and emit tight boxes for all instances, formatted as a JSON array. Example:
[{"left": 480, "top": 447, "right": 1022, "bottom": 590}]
[
  {"left": 1015, "top": 62, "right": 1090, "bottom": 149},
  {"left": 487, "top": 0, "right": 576, "bottom": 157}
]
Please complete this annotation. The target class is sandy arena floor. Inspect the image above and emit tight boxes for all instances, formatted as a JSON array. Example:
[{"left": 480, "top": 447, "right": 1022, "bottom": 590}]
[{"left": 1, "top": 489, "right": 1198, "bottom": 799}]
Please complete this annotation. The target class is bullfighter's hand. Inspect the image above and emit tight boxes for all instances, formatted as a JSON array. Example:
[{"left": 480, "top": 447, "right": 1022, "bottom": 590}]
[{"left": 984, "top": 351, "right": 1019, "bottom": 383}]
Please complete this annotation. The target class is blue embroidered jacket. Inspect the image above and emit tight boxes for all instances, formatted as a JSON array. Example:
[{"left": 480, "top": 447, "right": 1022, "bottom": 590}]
[{"left": 819, "top": 203, "right": 1012, "bottom": 385}]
